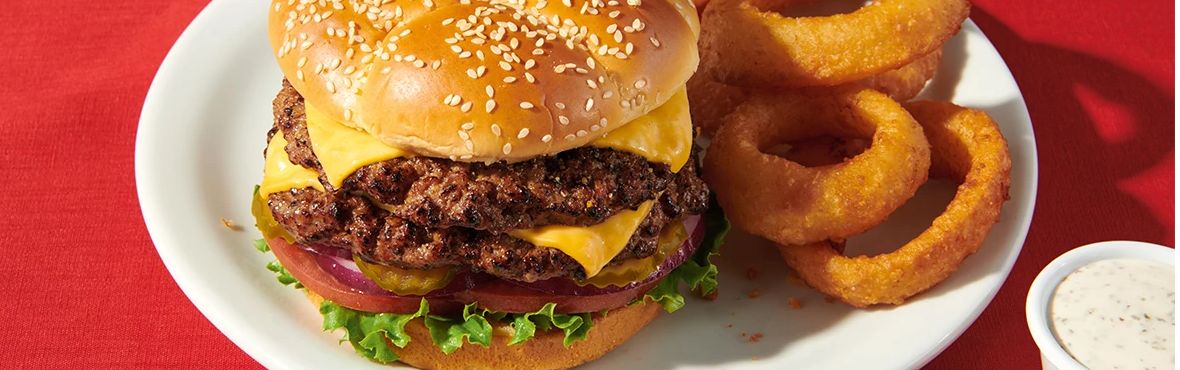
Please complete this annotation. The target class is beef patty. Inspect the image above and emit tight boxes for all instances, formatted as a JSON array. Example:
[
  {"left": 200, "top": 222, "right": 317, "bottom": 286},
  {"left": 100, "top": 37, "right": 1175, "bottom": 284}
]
[
  {"left": 265, "top": 82, "right": 710, "bottom": 282},
  {"left": 272, "top": 80, "right": 685, "bottom": 232}
]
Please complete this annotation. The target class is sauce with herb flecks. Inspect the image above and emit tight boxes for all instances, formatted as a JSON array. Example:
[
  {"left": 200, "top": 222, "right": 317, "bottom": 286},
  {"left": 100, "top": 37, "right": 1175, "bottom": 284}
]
[{"left": 1050, "top": 258, "right": 1174, "bottom": 370}]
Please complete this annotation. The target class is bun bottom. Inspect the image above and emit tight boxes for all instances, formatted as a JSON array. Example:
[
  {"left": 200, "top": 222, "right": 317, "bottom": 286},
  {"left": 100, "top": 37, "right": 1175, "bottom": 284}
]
[{"left": 304, "top": 291, "right": 662, "bottom": 370}]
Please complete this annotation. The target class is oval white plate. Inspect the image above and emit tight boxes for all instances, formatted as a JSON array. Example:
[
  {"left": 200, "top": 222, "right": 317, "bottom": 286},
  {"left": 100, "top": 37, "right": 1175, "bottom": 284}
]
[{"left": 136, "top": 1, "right": 1037, "bottom": 368}]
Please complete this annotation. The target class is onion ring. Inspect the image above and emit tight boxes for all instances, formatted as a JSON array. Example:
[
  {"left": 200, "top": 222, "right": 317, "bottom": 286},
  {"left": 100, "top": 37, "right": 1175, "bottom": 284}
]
[
  {"left": 688, "top": 51, "right": 942, "bottom": 136},
  {"left": 699, "top": 0, "right": 968, "bottom": 87},
  {"left": 777, "top": 101, "right": 1012, "bottom": 307},
  {"left": 703, "top": 88, "right": 931, "bottom": 245}
]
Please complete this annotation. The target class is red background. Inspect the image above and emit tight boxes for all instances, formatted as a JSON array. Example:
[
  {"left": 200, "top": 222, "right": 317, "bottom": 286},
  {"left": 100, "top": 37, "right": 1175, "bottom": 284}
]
[{"left": 0, "top": 0, "right": 1172, "bottom": 368}]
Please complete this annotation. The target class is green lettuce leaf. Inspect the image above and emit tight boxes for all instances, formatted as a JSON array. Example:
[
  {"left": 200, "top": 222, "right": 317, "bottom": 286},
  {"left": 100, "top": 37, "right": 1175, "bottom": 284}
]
[
  {"left": 423, "top": 303, "right": 493, "bottom": 354},
  {"left": 320, "top": 299, "right": 429, "bottom": 363},
  {"left": 507, "top": 303, "right": 593, "bottom": 346}
]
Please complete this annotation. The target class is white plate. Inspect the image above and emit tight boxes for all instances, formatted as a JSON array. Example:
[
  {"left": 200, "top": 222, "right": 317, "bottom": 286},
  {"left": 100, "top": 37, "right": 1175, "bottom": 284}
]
[{"left": 136, "top": 0, "right": 1037, "bottom": 368}]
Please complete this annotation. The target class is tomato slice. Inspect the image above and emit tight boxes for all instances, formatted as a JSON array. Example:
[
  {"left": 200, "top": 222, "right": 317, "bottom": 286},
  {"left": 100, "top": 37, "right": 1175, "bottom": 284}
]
[
  {"left": 267, "top": 237, "right": 461, "bottom": 314},
  {"left": 458, "top": 277, "right": 660, "bottom": 314}
]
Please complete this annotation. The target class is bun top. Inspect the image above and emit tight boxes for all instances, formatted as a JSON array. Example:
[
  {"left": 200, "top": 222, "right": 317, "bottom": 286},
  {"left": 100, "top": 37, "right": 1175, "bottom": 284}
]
[{"left": 269, "top": 0, "right": 700, "bottom": 162}]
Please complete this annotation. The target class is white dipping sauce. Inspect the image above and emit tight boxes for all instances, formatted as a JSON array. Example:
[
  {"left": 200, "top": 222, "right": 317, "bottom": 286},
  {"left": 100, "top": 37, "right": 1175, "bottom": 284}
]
[{"left": 1050, "top": 258, "right": 1175, "bottom": 370}]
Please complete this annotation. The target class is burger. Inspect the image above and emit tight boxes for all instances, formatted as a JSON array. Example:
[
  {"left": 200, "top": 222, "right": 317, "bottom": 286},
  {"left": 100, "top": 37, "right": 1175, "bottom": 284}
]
[{"left": 251, "top": 0, "right": 726, "bottom": 368}]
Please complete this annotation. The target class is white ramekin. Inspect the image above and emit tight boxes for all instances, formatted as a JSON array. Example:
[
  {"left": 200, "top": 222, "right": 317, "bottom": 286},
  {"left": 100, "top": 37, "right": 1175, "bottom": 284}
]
[{"left": 1025, "top": 240, "right": 1175, "bottom": 370}]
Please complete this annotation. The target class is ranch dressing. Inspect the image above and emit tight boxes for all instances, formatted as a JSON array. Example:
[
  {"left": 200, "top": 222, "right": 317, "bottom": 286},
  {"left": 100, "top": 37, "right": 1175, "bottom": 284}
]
[{"left": 1049, "top": 258, "right": 1174, "bottom": 370}]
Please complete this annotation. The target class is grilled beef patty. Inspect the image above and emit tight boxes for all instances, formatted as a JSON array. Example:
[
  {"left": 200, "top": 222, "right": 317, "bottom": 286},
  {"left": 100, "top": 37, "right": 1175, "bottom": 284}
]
[
  {"left": 272, "top": 80, "right": 684, "bottom": 232},
  {"left": 265, "top": 82, "right": 709, "bottom": 282}
]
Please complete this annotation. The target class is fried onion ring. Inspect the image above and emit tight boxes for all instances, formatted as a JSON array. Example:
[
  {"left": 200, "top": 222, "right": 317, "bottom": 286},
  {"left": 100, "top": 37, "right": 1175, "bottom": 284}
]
[
  {"left": 777, "top": 101, "right": 1012, "bottom": 307},
  {"left": 703, "top": 88, "right": 931, "bottom": 245},
  {"left": 688, "top": 51, "right": 942, "bottom": 136},
  {"left": 699, "top": 0, "right": 968, "bottom": 87}
]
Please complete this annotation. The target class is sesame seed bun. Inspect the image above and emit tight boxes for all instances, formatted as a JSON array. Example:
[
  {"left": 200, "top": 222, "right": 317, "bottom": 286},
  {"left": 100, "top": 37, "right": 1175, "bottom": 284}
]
[
  {"left": 304, "top": 290, "right": 663, "bottom": 370},
  {"left": 269, "top": 0, "right": 700, "bottom": 162}
]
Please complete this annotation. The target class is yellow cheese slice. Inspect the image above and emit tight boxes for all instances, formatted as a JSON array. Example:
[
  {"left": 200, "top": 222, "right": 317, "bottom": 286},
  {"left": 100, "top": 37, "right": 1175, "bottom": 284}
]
[
  {"left": 509, "top": 200, "right": 656, "bottom": 278},
  {"left": 260, "top": 132, "right": 324, "bottom": 196},
  {"left": 591, "top": 88, "right": 693, "bottom": 172},
  {"left": 304, "top": 104, "right": 411, "bottom": 188}
]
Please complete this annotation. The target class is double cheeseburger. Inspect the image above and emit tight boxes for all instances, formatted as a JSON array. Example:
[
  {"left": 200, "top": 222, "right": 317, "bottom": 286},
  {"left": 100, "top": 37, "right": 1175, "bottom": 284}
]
[{"left": 254, "top": 0, "right": 724, "bottom": 368}]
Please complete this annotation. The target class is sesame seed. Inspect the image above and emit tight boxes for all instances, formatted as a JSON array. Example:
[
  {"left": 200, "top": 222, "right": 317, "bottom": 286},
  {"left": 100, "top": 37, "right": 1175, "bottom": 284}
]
[
  {"left": 462, "top": 122, "right": 475, "bottom": 130},
  {"left": 491, "top": 124, "right": 502, "bottom": 136},
  {"left": 485, "top": 100, "right": 497, "bottom": 112},
  {"left": 603, "top": 90, "right": 614, "bottom": 98},
  {"left": 296, "top": 70, "right": 305, "bottom": 81},
  {"left": 326, "top": 81, "right": 336, "bottom": 93},
  {"left": 458, "top": 130, "right": 470, "bottom": 140},
  {"left": 459, "top": 51, "right": 472, "bottom": 58},
  {"left": 344, "top": 109, "right": 353, "bottom": 121},
  {"left": 432, "top": 60, "right": 442, "bottom": 70},
  {"left": 634, "top": 79, "right": 647, "bottom": 88},
  {"left": 524, "top": 59, "right": 536, "bottom": 69},
  {"left": 559, "top": 116, "right": 570, "bottom": 125},
  {"left": 503, "top": 76, "right": 517, "bottom": 83},
  {"left": 600, "top": 117, "right": 608, "bottom": 126},
  {"left": 564, "top": 134, "right": 576, "bottom": 141},
  {"left": 555, "top": 102, "right": 566, "bottom": 109},
  {"left": 413, "top": 60, "right": 426, "bottom": 68},
  {"left": 477, "top": 66, "right": 487, "bottom": 77},
  {"left": 576, "top": 130, "right": 588, "bottom": 137},
  {"left": 532, "top": 49, "right": 544, "bottom": 55},
  {"left": 520, "top": 102, "right": 535, "bottom": 109},
  {"left": 524, "top": 72, "right": 536, "bottom": 83},
  {"left": 467, "top": 69, "right": 478, "bottom": 78},
  {"left": 554, "top": 65, "right": 567, "bottom": 73},
  {"left": 541, "top": 134, "right": 553, "bottom": 142},
  {"left": 465, "top": 140, "right": 474, "bottom": 151},
  {"left": 502, "top": 143, "right": 513, "bottom": 154},
  {"left": 485, "top": 85, "right": 495, "bottom": 97},
  {"left": 517, "top": 128, "right": 530, "bottom": 138},
  {"left": 650, "top": 36, "right": 661, "bottom": 47},
  {"left": 461, "top": 101, "right": 473, "bottom": 112},
  {"left": 586, "top": 57, "right": 596, "bottom": 69},
  {"left": 499, "top": 61, "right": 512, "bottom": 71}
]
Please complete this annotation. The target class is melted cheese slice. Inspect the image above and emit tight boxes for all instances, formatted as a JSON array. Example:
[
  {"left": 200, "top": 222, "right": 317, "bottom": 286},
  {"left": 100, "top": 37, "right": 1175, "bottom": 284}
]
[
  {"left": 509, "top": 200, "right": 656, "bottom": 278},
  {"left": 260, "top": 132, "right": 324, "bottom": 196},
  {"left": 304, "top": 104, "right": 411, "bottom": 188},
  {"left": 591, "top": 88, "right": 693, "bottom": 172}
]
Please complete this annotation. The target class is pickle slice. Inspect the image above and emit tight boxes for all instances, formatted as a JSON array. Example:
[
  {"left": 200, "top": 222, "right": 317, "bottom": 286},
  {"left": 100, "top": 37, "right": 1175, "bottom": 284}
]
[
  {"left": 251, "top": 187, "right": 293, "bottom": 242},
  {"left": 353, "top": 257, "right": 456, "bottom": 296}
]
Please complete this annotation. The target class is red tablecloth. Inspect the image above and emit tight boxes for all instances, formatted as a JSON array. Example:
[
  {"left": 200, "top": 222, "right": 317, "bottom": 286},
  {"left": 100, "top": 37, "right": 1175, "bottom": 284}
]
[{"left": 0, "top": 0, "right": 1171, "bottom": 368}]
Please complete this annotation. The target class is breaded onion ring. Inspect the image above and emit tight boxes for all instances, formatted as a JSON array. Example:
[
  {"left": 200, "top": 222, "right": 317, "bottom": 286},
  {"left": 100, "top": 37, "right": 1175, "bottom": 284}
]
[
  {"left": 777, "top": 101, "right": 1012, "bottom": 307},
  {"left": 699, "top": 0, "right": 968, "bottom": 87},
  {"left": 688, "top": 51, "right": 941, "bottom": 135},
  {"left": 703, "top": 88, "right": 931, "bottom": 245}
]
